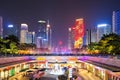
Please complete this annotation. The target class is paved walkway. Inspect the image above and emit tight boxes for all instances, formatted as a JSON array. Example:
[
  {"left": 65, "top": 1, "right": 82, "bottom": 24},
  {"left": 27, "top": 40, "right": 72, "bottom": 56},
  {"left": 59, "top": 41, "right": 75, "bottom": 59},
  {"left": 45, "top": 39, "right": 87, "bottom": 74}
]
[
  {"left": 9, "top": 72, "right": 30, "bottom": 80},
  {"left": 9, "top": 69, "right": 101, "bottom": 80},
  {"left": 78, "top": 69, "right": 101, "bottom": 80}
]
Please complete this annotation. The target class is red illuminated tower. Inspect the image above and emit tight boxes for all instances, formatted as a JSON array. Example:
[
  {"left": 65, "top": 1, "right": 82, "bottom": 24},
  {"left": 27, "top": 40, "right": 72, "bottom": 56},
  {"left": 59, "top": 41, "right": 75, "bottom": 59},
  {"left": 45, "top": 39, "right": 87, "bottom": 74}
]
[{"left": 73, "top": 18, "right": 84, "bottom": 48}]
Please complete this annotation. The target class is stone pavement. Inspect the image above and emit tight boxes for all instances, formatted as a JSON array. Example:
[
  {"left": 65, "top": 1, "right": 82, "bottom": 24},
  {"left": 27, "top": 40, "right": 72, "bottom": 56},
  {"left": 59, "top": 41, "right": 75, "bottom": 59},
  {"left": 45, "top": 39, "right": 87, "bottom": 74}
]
[
  {"left": 78, "top": 69, "right": 101, "bottom": 80},
  {"left": 8, "top": 69, "right": 101, "bottom": 80},
  {"left": 9, "top": 72, "right": 29, "bottom": 80}
]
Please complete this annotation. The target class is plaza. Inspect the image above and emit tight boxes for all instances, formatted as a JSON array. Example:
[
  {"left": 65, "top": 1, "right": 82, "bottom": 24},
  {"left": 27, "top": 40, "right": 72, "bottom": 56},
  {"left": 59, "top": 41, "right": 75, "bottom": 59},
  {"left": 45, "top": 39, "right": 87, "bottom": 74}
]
[{"left": 0, "top": 55, "right": 120, "bottom": 80}]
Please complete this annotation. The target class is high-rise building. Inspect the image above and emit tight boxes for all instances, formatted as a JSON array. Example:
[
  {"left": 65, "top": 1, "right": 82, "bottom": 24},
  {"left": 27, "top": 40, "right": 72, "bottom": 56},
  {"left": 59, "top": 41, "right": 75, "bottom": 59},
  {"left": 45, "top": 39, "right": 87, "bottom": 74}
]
[
  {"left": 97, "top": 24, "right": 112, "bottom": 42},
  {"left": 112, "top": 10, "right": 120, "bottom": 34},
  {"left": 46, "top": 21, "right": 52, "bottom": 50},
  {"left": 36, "top": 20, "right": 52, "bottom": 49},
  {"left": 68, "top": 18, "right": 85, "bottom": 49},
  {"left": 37, "top": 20, "right": 47, "bottom": 48},
  {"left": 86, "top": 29, "right": 97, "bottom": 46},
  {"left": 20, "top": 23, "right": 28, "bottom": 43},
  {"left": 86, "top": 29, "right": 90, "bottom": 45},
  {"left": 91, "top": 29, "right": 97, "bottom": 42},
  {"left": 26, "top": 32, "right": 35, "bottom": 44},
  {"left": 73, "top": 18, "right": 85, "bottom": 48},
  {"left": 68, "top": 28, "right": 74, "bottom": 50},
  {"left": 7, "top": 24, "right": 18, "bottom": 36},
  {"left": 0, "top": 16, "right": 3, "bottom": 38}
]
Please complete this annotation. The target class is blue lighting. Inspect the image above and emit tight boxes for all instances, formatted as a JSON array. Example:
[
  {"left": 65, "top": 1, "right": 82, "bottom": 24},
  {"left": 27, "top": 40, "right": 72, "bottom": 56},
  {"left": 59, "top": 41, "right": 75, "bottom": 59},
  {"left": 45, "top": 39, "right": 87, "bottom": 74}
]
[
  {"left": 8, "top": 25, "right": 13, "bottom": 28},
  {"left": 43, "top": 39, "right": 47, "bottom": 41},
  {"left": 97, "top": 24, "right": 107, "bottom": 28}
]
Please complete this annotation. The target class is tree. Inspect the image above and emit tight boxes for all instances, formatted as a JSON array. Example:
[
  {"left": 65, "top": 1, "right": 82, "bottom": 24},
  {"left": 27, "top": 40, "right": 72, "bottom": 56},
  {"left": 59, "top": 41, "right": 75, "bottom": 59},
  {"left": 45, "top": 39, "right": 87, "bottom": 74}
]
[
  {"left": 98, "top": 33, "right": 120, "bottom": 55},
  {"left": 0, "top": 37, "right": 9, "bottom": 56},
  {"left": 0, "top": 35, "right": 19, "bottom": 56},
  {"left": 4, "top": 35, "right": 19, "bottom": 45},
  {"left": 9, "top": 42, "right": 18, "bottom": 54},
  {"left": 87, "top": 42, "right": 99, "bottom": 54}
]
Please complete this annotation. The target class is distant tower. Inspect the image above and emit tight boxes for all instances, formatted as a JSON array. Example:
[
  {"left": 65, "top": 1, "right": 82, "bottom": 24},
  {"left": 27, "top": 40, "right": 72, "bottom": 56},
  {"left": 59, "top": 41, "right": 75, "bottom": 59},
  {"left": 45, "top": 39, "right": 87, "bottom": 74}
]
[
  {"left": 46, "top": 20, "right": 52, "bottom": 50},
  {"left": 37, "top": 20, "right": 52, "bottom": 49},
  {"left": 20, "top": 24, "right": 28, "bottom": 43},
  {"left": 86, "top": 29, "right": 89, "bottom": 45},
  {"left": 68, "top": 28, "right": 72, "bottom": 50},
  {"left": 73, "top": 18, "right": 85, "bottom": 48},
  {"left": 26, "top": 32, "right": 35, "bottom": 44},
  {"left": 7, "top": 24, "right": 18, "bottom": 36},
  {"left": 68, "top": 28, "right": 74, "bottom": 50},
  {"left": 0, "top": 16, "right": 3, "bottom": 38},
  {"left": 112, "top": 10, "right": 120, "bottom": 34},
  {"left": 91, "top": 27, "right": 97, "bottom": 42},
  {"left": 97, "top": 24, "right": 112, "bottom": 42},
  {"left": 37, "top": 20, "right": 46, "bottom": 48}
]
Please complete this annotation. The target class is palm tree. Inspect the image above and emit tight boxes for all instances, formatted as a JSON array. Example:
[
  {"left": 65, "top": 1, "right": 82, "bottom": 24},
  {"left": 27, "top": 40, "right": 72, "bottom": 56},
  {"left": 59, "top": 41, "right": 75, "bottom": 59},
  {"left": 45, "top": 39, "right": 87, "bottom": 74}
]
[
  {"left": 0, "top": 37, "right": 9, "bottom": 56},
  {"left": 9, "top": 42, "right": 18, "bottom": 55},
  {"left": 4, "top": 35, "right": 19, "bottom": 45},
  {"left": 1, "top": 35, "right": 19, "bottom": 56},
  {"left": 98, "top": 33, "right": 120, "bottom": 55}
]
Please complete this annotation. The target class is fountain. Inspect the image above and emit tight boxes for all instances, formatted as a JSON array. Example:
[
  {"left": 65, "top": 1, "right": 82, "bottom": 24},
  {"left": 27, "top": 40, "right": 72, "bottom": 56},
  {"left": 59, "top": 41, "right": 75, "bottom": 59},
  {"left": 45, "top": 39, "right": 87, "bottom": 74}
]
[{"left": 50, "top": 62, "right": 64, "bottom": 75}]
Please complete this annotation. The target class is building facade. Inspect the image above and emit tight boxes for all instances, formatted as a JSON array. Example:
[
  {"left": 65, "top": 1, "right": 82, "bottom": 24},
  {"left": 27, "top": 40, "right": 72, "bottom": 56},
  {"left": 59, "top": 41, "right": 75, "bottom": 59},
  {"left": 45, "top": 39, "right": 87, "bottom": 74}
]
[
  {"left": 7, "top": 25, "right": 18, "bottom": 36},
  {"left": 97, "top": 24, "right": 112, "bottom": 42},
  {"left": 73, "top": 18, "right": 85, "bottom": 48},
  {"left": 26, "top": 32, "right": 35, "bottom": 44},
  {"left": 36, "top": 20, "right": 52, "bottom": 50},
  {"left": 68, "top": 28, "right": 74, "bottom": 50},
  {"left": 0, "top": 16, "right": 3, "bottom": 38},
  {"left": 112, "top": 10, "right": 120, "bottom": 35},
  {"left": 20, "top": 24, "right": 28, "bottom": 43},
  {"left": 68, "top": 18, "right": 85, "bottom": 49}
]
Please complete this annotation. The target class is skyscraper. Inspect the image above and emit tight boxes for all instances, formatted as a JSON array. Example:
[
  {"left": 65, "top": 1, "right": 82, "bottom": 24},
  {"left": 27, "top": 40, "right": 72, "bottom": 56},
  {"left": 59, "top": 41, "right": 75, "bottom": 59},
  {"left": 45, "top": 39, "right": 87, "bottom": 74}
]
[
  {"left": 20, "top": 23, "right": 28, "bottom": 43},
  {"left": 68, "top": 28, "right": 74, "bottom": 50},
  {"left": 36, "top": 20, "right": 52, "bottom": 50},
  {"left": 73, "top": 18, "right": 84, "bottom": 48},
  {"left": 46, "top": 21, "right": 52, "bottom": 50},
  {"left": 97, "top": 24, "right": 112, "bottom": 42},
  {"left": 112, "top": 10, "right": 120, "bottom": 35},
  {"left": 7, "top": 24, "right": 17, "bottom": 36},
  {"left": 26, "top": 32, "right": 35, "bottom": 44},
  {"left": 0, "top": 16, "right": 3, "bottom": 38},
  {"left": 37, "top": 20, "right": 47, "bottom": 48},
  {"left": 91, "top": 29, "right": 97, "bottom": 42},
  {"left": 68, "top": 18, "right": 85, "bottom": 49}
]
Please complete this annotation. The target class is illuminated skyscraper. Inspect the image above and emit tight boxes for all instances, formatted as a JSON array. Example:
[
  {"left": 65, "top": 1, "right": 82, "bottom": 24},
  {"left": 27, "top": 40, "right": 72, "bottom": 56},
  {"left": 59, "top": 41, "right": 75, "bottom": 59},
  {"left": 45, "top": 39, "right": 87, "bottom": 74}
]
[
  {"left": 0, "top": 16, "right": 3, "bottom": 38},
  {"left": 37, "top": 20, "right": 46, "bottom": 48},
  {"left": 46, "top": 20, "right": 52, "bottom": 50},
  {"left": 112, "top": 10, "right": 120, "bottom": 35},
  {"left": 87, "top": 27, "right": 97, "bottom": 44},
  {"left": 91, "top": 29, "right": 97, "bottom": 42},
  {"left": 73, "top": 18, "right": 84, "bottom": 48},
  {"left": 68, "top": 28, "right": 74, "bottom": 50},
  {"left": 20, "top": 24, "right": 28, "bottom": 43},
  {"left": 97, "top": 24, "right": 112, "bottom": 42},
  {"left": 26, "top": 32, "right": 35, "bottom": 44},
  {"left": 36, "top": 20, "right": 52, "bottom": 49},
  {"left": 68, "top": 18, "right": 85, "bottom": 49},
  {"left": 7, "top": 24, "right": 18, "bottom": 36}
]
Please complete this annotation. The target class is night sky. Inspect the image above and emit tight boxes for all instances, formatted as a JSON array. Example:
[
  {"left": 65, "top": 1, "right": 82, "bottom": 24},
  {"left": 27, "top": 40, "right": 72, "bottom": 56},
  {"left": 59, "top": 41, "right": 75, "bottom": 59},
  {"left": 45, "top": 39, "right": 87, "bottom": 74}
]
[{"left": 0, "top": 0, "right": 120, "bottom": 47}]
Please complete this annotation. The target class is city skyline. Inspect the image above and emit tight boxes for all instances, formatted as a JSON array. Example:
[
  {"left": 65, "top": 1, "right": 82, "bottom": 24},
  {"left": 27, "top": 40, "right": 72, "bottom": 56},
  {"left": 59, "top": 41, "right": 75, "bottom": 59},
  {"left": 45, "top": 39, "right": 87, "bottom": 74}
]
[{"left": 0, "top": 0, "right": 120, "bottom": 46}]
